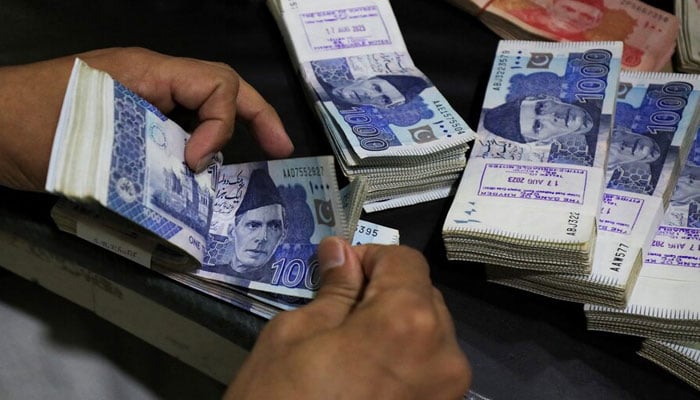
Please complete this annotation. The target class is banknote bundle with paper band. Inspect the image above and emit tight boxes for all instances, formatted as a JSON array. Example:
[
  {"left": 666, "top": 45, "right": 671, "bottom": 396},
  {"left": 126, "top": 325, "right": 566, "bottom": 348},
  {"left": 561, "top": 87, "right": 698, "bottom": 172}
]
[
  {"left": 584, "top": 146, "right": 700, "bottom": 342},
  {"left": 443, "top": 40, "right": 622, "bottom": 274},
  {"left": 638, "top": 340, "right": 700, "bottom": 391},
  {"left": 267, "top": 0, "right": 476, "bottom": 212},
  {"left": 675, "top": 0, "right": 700, "bottom": 73},
  {"left": 486, "top": 71, "right": 700, "bottom": 308},
  {"left": 46, "top": 59, "right": 381, "bottom": 317},
  {"left": 446, "top": 0, "right": 679, "bottom": 72}
]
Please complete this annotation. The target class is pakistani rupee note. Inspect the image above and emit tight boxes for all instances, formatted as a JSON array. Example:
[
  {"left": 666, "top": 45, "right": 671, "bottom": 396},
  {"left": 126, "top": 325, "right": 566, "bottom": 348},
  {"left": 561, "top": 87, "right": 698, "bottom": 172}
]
[
  {"left": 487, "top": 71, "right": 700, "bottom": 306},
  {"left": 46, "top": 58, "right": 223, "bottom": 268},
  {"left": 196, "top": 156, "right": 346, "bottom": 298},
  {"left": 586, "top": 143, "right": 700, "bottom": 340},
  {"left": 271, "top": 0, "right": 475, "bottom": 160},
  {"left": 444, "top": 41, "right": 622, "bottom": 267},
  {"left": 452, "top": 0, "right": 678, "bottom": 71},
  {"left": 575, "top": 71, "right": 700, "bottom": 295}
]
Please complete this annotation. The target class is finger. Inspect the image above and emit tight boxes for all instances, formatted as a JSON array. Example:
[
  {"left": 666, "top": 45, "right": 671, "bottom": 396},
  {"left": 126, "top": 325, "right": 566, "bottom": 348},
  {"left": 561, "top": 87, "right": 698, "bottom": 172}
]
[
  {"left": 235, "top": 78, "right": 294, "bottom": 158},
  {"left": 354, "top": 244, "right": 433, "bottom": 301},
  {"left": 300, "top": 236, "right": 365, "bottom": 329},
  {"left": 166, "top": 61, "right": 239, "bottom": 172}
]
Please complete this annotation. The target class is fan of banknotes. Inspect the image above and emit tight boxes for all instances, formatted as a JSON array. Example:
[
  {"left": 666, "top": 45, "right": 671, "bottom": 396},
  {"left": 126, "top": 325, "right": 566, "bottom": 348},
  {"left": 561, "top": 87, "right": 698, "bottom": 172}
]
[
  {"left": 487, "top": 71, "right": 700, "bottom": 308},
  {"left": 446, "top": 0, "right": 679, "bottom": 72},
  {"left": 443, "top": 40, "right": 623, "bottom": 274},
  {"left": 675, "top": 0, "right": 700, "bottom": 73},
  {"left": 267, "top": 0, "right": 476, "bottom": 212}
]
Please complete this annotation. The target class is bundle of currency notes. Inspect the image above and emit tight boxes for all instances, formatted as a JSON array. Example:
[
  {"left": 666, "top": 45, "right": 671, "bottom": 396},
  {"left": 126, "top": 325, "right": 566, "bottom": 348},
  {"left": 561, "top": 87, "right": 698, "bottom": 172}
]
[
  {"left": 584, "top": 147, "right": 700, "bottom": 341},
  {"left": 446, "top": 0, "right": 679, "bottom": 72},
  {"left": 486, "top": 71, "right": 700, "bottom": 308},
  {"left": 47, "top": 58, "right": 383, "bottom": 315},
  {"left": 675, "top": 0, "right": 700, "bottom": 73},
  {"left": 638, "top": 339, "right": 700, "bottom": 391},
  {"left": 443, "top": 40, "right": 622, "bottom": 274},
  {"left": 267, "top": 0, "right": 476, "bottom": 212}
]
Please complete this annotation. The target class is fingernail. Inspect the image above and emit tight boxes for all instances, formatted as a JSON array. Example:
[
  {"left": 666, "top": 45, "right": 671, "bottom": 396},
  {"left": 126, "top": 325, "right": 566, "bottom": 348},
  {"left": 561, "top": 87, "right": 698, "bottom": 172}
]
[
  {"left": 194, "top": 153, "right": 216, "bottom": 173},
  {"left": 319, "top": 237, "right": 345, "bottom": 271}
]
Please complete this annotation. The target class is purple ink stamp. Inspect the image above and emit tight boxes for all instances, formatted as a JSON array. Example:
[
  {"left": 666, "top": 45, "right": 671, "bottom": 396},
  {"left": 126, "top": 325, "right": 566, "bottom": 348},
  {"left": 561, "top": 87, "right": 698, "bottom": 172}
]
[
  {"left": 598, "top": 193, "right": 645, "bottom": 235},
  {"left": 477, "top": 163, "right": 588, "bottom": 205},
  {"left": 299, "top": 5, "right": 391, "bottom": 52}
]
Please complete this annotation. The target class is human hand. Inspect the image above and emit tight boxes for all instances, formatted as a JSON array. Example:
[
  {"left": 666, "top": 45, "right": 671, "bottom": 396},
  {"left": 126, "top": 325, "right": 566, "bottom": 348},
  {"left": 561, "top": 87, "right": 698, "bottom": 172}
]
[
  {"left": 224, "top": 237, "right": 471, "bottom": 400},
  {"left": 0, "top": 47, "right": 293, "bottom": 191}
]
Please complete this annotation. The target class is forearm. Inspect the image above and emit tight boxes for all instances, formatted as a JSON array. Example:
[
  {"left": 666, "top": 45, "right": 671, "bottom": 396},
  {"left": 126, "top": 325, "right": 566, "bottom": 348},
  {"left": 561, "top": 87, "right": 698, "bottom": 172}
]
[{"left": 0, "top": 57, "right": 74, "bottom": 191}]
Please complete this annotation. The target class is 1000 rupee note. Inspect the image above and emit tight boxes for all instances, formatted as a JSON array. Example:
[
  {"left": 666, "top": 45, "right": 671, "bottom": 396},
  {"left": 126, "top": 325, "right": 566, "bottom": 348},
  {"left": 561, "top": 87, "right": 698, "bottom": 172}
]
[
  {"left": 577, "top": 71, "right": 700, "bottom": 290},
  {"left": 196, "top": 156, "right": 346, "bottom": 298},
  {"left": 487, "top": 71, "right": 700, "bottom": 306},
  {"left": 444, "top": 41, "right": 622, "bottom": 254},
  {"left": 585, "top": 143, "right": 700, "bottom": 340},
  {"left": 271, "top": 0, "right": 475, "bottom": 161}
]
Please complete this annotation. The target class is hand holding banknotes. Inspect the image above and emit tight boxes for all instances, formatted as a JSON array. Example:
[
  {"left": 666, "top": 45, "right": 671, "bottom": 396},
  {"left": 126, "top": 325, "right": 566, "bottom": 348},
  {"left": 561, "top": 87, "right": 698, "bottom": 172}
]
[
  {"left": 0, "top": 47, "right": 293, "bottom": 191},
  {"left": 224, "top": 236, "right": 471, "bottom": 399}
]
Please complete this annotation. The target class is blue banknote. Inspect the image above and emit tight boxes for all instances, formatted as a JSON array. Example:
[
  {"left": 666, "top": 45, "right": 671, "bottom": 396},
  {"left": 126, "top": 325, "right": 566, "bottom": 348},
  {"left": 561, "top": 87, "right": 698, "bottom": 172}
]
[
  {"left": 106, "top": 81, "right": 221, "bottom": 263},
  {"left": 304, "top": 51, "right": 474, "bottom": 159},
  {"left": 473, "top": 41, "right": 623, "bottom": 168},
  {"left": 665, "top": 132, "right": 700, "bottom": 229},
  {"left": 444, "top": 42, "right": 623, "bottom": 251},
  {"left": 598, "top": 72, "right": 700, "bottom": 237},
  {"left": 606, "top": 73, "right": 700, "bottom": 196},
  {"left": 196, "top": 156, "right": 345, "bottom": 298}
]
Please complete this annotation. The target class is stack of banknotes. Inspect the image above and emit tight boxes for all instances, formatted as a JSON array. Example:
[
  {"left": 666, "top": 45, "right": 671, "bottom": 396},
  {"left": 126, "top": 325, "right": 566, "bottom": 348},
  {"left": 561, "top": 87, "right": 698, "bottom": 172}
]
[
  {"left": 446, "top": 0, "right": 679, "bottom": 72},
  {"left": 267, "top": 0, "right": 476, "bottom": 212},
  {"left": 584, "top": 143, "right": 700, "bottom": 341},
  {"left": 675, "top": 0, "right": 700, "bottom": 73},
  {"left": 638, "top": 340, "right": 700, "bottom": 391},
  {"left": 47, "top": 58, "right": 403, "bottom": 317},
  {"left": 486, "top": 71, "right": 700, "bottom": 307},
  {"left": 443, "top": 40, "right": 622, "bottom": 274}
]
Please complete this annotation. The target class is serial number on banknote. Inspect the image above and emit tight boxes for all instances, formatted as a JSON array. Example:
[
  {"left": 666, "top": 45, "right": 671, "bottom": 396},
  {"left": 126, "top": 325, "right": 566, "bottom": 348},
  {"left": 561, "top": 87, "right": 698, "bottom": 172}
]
[
  {"left": 566, "top": 211, "right": 580, "bottom": 236},
  {"left": 282, "top": 165, "right": 324, "bottom": 178},
  {"left": 492, "top": 52, "right": 509, "bottom": 92}
]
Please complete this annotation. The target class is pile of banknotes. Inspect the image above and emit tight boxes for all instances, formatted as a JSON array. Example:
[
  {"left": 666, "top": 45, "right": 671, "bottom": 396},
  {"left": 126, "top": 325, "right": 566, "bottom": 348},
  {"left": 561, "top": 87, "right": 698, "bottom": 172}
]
[
  {"left": 584, "top": 143, "right": 700, "bottom": 340},
  {"left": 446, "top": 0, "right": 679, "bottom": 72},
  {"left": 638, "top": 340, "right": 700, "bottom": 391},
  {"left": 267, "top": 0, "right": 476, "bottom": 212},
  {"left": 487, "top": 71, "right": 700, "bottom": 307},
  {"left": 675, "top": 0, "right": 700, "bottom": 73},
  {"left": 443, "top": 39, "right": 700, "bottom": 387},
  {"left": 582, "top": 155, "right": 700, "bottom": 385},
  {"left": 443, "top": 40, "right": 623, "bottom": 274}
]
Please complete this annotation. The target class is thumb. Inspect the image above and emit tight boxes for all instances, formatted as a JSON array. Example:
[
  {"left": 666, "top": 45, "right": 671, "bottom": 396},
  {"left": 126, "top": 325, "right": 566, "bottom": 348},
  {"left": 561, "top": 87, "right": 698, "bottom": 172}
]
[{"left": 302, "top": 236, "right": 365, "bottom": 329}]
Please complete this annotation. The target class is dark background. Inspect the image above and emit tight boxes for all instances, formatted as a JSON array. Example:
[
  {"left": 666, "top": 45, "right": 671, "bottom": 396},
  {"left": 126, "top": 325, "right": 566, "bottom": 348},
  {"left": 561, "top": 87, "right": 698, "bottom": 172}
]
[{"left": 1, "top": 0, "right": 697, "bottom": 399}]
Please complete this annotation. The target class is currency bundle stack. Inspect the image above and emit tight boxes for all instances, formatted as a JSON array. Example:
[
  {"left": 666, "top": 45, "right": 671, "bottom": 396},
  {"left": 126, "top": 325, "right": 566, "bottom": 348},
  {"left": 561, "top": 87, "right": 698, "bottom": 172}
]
[
  {"left": 675, "top": 0, "right": 700, "bottom": 73},
  {"left": 638, "top": 339, "right": 700, "bottom": 391},
  {"left": 443, "top": 40, "right": 622, "bottom": 274},
  {"left": 584, "top": 145, "right": 700, "bottom": 341},
  {"left": 487, "top": 71, "right": 700, "bottom": 308},
  {"left": 267, "top": 0, "right": 476, "bottom": 212},
  {"left": 446, "top": 0, "right": 679, "bottom": 72}
]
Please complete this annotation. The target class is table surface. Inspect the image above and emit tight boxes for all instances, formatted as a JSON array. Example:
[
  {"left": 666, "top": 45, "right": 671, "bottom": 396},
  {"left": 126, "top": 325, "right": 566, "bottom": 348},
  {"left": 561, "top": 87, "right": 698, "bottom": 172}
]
[{"left": 1, "top": 0, "right": 698, "bottom": 399}]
